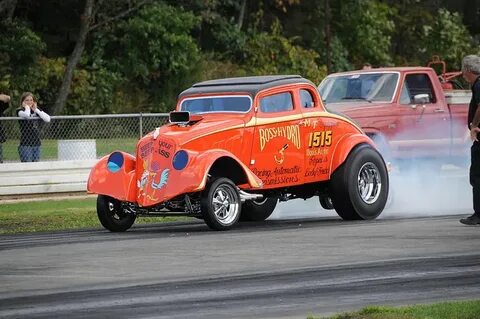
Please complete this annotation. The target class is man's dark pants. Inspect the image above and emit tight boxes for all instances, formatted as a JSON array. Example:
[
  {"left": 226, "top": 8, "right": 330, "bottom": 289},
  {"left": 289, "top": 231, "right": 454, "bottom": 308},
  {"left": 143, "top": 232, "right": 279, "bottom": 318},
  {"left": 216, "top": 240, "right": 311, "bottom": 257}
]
[{"left": 470, "top": 141, "right": 480, "bottom": 216}]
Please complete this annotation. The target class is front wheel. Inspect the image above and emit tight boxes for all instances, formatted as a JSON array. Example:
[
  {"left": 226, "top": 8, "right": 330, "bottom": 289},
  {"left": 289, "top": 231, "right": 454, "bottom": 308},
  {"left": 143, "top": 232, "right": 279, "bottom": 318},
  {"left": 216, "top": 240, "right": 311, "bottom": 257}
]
[
  {"left": 331, "top": 144, "right": 389, "bottom": 220},
  {"left": 97, "top": 195, "right": 136, "bottom": 232},
  {"left": 201, "top": 177, "right": 241, "bottom": 230},
  {"left": 240, "top": 197, "right": 278, "bottom": 221}
]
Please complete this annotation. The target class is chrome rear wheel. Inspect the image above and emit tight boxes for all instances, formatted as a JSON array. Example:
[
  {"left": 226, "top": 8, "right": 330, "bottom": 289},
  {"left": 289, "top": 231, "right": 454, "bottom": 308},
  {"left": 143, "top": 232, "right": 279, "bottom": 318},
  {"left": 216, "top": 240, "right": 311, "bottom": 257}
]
[{"left": 357, "top": 162, "right": 382, "bottom": 204}]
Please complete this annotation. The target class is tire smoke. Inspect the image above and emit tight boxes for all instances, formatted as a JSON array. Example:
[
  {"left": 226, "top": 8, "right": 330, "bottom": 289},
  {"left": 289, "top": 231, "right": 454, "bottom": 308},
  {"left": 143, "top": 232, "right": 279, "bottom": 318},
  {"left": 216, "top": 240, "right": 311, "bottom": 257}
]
[{"left": 271, "top": 161, "right": 472, "bottom": 220}]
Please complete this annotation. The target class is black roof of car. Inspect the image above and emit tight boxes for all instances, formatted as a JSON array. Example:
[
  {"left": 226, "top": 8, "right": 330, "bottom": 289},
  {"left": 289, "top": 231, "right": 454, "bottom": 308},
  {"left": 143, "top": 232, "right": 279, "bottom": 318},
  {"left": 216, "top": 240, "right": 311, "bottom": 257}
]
[{"left": 178, "top": 75, "right": 314, "bottom": 98}]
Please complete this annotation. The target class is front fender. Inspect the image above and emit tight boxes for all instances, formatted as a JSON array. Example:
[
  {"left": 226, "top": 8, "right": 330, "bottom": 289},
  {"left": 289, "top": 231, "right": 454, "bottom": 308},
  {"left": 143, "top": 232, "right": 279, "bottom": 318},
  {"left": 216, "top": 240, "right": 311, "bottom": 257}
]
[
  {"left": 87, "top": 151, "right": 137, "bottom": 202},
  {"left": 329, "top": 134, "right": 377, "bottom": 177},
  {"left": 134, "top": 148, "right": 263, "bottom": 207},
  {"left": 188, "top": 149, "right": 263, "bottom": 192}
]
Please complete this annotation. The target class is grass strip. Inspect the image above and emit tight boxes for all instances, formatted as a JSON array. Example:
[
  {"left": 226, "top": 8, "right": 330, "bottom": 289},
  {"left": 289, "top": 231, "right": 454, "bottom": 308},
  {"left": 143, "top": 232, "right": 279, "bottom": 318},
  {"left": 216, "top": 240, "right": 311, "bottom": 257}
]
[
  {"left": 0, "top": 197, "right": 187, "bottom": 234},
  {"left": 308, "top": 300, "right": 480, "bottom": 319}
]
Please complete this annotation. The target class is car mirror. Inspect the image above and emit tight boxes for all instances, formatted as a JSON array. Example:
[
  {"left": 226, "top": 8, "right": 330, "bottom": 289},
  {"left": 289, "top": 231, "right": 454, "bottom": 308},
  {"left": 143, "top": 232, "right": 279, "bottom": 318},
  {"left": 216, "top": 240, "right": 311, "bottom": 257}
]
[{"left": 413, "top": 94, "right": 430, "bottom": 104}]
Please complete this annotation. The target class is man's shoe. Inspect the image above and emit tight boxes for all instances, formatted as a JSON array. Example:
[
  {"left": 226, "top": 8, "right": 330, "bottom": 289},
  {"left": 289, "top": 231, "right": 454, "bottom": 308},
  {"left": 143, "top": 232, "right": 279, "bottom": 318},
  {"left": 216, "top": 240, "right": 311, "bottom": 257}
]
[{"left": 459, "top": 214, "right": 480, "bottom": 225}]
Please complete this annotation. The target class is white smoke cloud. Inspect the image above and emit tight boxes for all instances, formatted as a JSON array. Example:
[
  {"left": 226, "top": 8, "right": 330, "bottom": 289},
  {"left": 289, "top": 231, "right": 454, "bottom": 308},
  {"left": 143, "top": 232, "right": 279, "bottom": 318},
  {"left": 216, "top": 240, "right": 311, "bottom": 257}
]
[
  {"left": 270, "top": 162, "right": 472, "bottom": 220},
  {"left": 381, "top": 162, "right": 471, "bottom": 218},
  {"left": 271, "top": 114, "right": 473, "bottom": 220}
]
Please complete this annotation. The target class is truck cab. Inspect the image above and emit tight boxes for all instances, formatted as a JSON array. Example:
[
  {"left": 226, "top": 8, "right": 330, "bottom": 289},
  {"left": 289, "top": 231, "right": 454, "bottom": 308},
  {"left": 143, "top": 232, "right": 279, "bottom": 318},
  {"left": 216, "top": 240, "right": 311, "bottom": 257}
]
[{"left": 318, "top": 67, "right": 470, "bottom": 165}]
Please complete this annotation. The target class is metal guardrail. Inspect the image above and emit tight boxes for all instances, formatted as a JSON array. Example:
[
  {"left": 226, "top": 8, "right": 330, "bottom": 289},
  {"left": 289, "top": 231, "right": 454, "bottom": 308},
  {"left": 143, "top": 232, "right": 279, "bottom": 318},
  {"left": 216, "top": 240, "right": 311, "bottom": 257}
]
[{"left": 0, "top": 113, "right": 169, "bottom": 163}]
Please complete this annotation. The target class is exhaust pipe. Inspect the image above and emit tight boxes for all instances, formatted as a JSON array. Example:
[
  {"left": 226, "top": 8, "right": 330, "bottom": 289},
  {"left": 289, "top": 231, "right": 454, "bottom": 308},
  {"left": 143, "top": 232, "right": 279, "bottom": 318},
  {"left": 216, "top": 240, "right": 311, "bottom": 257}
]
[{"left": 238, "top": 190, "right": 263, "bottom": 202}]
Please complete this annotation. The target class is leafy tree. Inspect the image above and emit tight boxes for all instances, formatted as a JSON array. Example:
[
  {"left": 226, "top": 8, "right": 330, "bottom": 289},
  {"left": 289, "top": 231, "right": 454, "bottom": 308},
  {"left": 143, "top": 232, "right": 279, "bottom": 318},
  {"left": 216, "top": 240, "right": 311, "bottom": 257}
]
[
  {"left": 1, "top": 0, "right": 480, "bottom": 116},
  {"left": 333, "top": 0, "right": 395, "bottom": 67},
  {"left": 114, "top": 3, "right": 200, "bottom": 84},
  {"left": 47, "top": 0, "right": 93, "bottom": 115},
  {"left": 324, "top": 36, "right": 352, "bottom": 73},
  {"left": 63, "top": 65, "right": 123, "bottom": 115},
  {"left": 389, "top": 0, "right": 437, "bottom": 66},
  {"left": 0, "top": 0, "right": 17, "bottom": 21},
  {"left": 423, "top": 8, "right": 475, "bottom": 70},
  {"left": 280, "top": 0, "right": 393, "bottom": 72},
  {"left": 50, "top": 0, "right": 153, "bottom": 115},
  {"left": 0, "top": 20, "right": 46, "bottom": 106},
  {"left": 242, "top": 20, "right": 326, "bottom": 83},
  {"left": 89, "top": 2, "right": 201, "bottom": 112},
  {"left": 388, "top": 0, "right": 477, "bottom": 68},
  {"left": 165, "top": 0, "right": 250, "bottom": 62}
]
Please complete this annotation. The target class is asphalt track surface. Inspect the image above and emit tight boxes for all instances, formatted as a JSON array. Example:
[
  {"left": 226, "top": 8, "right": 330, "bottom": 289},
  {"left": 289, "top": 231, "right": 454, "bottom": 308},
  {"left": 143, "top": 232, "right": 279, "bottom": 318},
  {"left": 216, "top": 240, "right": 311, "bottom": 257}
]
[{"left": 1, "top": 168, "right": 480, "bottom": 319}]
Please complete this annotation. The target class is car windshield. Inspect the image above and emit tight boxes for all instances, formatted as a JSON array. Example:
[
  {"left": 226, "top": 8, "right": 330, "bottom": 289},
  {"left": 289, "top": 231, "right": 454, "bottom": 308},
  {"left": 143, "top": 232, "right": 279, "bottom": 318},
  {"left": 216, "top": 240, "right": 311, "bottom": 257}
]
[
  {"left": 318, "top": 72, "right": 399, "bottom": 104},
  {"left": 180, "top": 95, "right": 251, "bottom": 114}
]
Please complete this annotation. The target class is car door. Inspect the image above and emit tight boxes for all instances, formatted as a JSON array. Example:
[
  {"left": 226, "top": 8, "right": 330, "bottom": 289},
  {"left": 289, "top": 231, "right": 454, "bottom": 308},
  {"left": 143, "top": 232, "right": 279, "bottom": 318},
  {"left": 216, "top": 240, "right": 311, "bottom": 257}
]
[
  {"left": 249, "top": 88, "right": 305, "bottom": 188},
  {"left": 296, "top": 87, "right": 335, "bottom": 184},
  {"left": 392, "top": 72, "right": 450, "bottom": 157}
]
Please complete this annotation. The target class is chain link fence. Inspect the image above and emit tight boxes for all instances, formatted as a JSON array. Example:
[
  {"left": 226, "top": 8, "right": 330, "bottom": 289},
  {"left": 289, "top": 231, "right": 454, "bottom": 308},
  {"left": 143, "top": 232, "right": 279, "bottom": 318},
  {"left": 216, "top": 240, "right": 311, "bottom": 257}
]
[{"left": 0, "top": 113, "right": 169, "bottom": 163}]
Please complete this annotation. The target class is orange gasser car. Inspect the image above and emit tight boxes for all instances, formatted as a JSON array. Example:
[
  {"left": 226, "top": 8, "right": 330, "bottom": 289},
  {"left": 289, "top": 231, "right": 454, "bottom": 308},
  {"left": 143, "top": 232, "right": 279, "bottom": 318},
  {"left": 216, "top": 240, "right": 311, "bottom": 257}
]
[{"left": 88, "top": 75, "right": 389, "bottom": 231}]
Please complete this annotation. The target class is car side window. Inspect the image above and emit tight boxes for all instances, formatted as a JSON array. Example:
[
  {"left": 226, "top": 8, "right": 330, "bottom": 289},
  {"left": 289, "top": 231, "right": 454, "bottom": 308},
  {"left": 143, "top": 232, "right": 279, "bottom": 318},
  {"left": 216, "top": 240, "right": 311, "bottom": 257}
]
[
  {"left": 403, "top": 73, "right": 436, "bottom": 103},
  {"left": 300, "top": 89, "right": 315, "bottom": 108},
  {"left": 260, "top": 92, "right": 293, "bottom": 113},
  {"left": 399, "top": 83, "right": 411, "bottom": 105}
]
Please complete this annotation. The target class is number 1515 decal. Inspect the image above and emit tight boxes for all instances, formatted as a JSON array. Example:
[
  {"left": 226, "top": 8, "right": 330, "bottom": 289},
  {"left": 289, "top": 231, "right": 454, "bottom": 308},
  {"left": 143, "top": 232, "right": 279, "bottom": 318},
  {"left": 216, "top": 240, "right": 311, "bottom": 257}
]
[{"left": 308, "top": 131, "right": 332, "bottom": 148}]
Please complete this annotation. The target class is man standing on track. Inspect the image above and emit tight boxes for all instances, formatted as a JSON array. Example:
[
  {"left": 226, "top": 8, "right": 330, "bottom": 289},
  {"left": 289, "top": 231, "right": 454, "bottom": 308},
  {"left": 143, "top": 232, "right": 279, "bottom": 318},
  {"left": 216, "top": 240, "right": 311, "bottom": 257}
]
[{"left": 460, "top": 55, "right": 480, "bottom": 225}]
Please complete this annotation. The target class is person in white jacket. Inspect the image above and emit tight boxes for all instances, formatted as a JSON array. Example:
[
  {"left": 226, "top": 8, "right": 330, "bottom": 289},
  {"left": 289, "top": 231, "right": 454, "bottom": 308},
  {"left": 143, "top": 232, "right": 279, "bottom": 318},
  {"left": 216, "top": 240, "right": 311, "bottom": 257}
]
[{"left": 16, "top": 92, "right": 50, "bottom": 162}]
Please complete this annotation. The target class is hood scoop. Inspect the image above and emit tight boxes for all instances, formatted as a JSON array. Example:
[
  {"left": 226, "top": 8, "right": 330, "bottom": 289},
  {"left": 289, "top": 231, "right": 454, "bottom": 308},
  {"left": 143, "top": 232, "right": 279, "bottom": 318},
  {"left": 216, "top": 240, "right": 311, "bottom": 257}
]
[{"left": 169, "top": 111, "right": 203, "bottom": 126}]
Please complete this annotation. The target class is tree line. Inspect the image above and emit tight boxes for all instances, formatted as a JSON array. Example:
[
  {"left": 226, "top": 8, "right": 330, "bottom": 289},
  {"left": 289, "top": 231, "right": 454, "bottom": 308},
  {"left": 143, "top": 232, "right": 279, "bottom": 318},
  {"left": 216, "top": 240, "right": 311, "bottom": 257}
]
[{"left": 0, "top": 0, "right": 478, "bottom": 115}]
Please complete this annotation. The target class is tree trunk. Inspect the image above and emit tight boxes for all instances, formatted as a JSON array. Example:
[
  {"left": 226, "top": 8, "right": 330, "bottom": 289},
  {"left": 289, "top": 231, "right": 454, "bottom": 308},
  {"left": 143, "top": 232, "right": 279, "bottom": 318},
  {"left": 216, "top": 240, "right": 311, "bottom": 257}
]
[
  {"left": 51, "top": 0, "right": 151, "bottom": 115},
  {"left": 0, "top": 0, "right": 17, "bottom": 21},
  {"left": 51, "top": 0, "right": 94, "bottom": 115},
  {"left": 237, "top": 0, "right": 246, "bottom": 30}
]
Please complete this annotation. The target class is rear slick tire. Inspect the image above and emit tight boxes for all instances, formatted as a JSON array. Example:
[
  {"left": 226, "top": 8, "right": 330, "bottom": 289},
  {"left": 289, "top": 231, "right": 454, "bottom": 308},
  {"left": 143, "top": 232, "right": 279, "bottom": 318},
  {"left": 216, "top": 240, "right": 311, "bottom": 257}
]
[
  {"left": 240, "top": 197, "right": 278, "bottom": 221},
  {"left": 97, "top": 195, "right": 136, "bottom": 232},
  {"left": 331, "top": 144, "right": 389, "bottom": 220}
]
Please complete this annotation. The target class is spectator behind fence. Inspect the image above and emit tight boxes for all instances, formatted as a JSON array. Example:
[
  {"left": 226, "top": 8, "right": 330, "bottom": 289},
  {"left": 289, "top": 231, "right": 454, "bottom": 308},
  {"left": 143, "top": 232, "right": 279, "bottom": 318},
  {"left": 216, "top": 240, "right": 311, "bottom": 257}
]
[
  {"left": 16, "top": 92, "right": 51, "bottom": 162},
  {"left": 0, "top": 93, "right": 10, "bottom": 163}
]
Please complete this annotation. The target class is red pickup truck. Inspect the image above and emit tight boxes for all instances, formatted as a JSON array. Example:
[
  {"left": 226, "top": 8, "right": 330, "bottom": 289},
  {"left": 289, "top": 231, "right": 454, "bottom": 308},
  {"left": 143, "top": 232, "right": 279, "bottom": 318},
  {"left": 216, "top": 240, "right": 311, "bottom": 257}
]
[{"left": 318, "top": 63, "right": 471, "bottom": 169}]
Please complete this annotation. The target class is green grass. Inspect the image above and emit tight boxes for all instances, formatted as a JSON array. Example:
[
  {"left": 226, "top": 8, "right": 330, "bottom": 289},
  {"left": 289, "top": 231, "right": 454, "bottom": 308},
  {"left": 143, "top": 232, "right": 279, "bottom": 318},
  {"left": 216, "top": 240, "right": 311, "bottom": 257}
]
[
  {"left": 2, "top": 138, "right": 138, "bottom": 161},
  {"left": 308, "top": 300, "right": 480, "bottom": 319},
  {"left": 0, "top": 197, "right": 187, "bottom": 234}
]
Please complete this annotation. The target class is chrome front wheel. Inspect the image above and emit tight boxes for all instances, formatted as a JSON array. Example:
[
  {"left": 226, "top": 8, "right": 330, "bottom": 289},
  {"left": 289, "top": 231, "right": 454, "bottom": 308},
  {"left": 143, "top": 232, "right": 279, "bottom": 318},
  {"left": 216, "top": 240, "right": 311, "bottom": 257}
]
[
  {"left": 212, "top": 185, "right": 240, "bottom": 225},
  {"left": 201, "top": 178, "right": 241, "bottom": 230}
]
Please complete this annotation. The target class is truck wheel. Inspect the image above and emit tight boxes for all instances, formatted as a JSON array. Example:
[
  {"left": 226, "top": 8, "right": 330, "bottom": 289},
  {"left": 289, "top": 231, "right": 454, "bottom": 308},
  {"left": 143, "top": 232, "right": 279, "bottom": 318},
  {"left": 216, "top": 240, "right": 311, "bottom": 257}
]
[
  {"left": 97, "top": 195, "right": 136, "bottom": 232},
  {"left": 319, "top": 196, "right": 334, "bottom": 210},
  {"left": 331, "top": 144, "right": 388, "bottom": 220},
  {"left": 201, "top": 177, "right": 241, "bottom": 230},
  {"left": 240, "top": 197, "right": 278, "bottom": 221}
]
